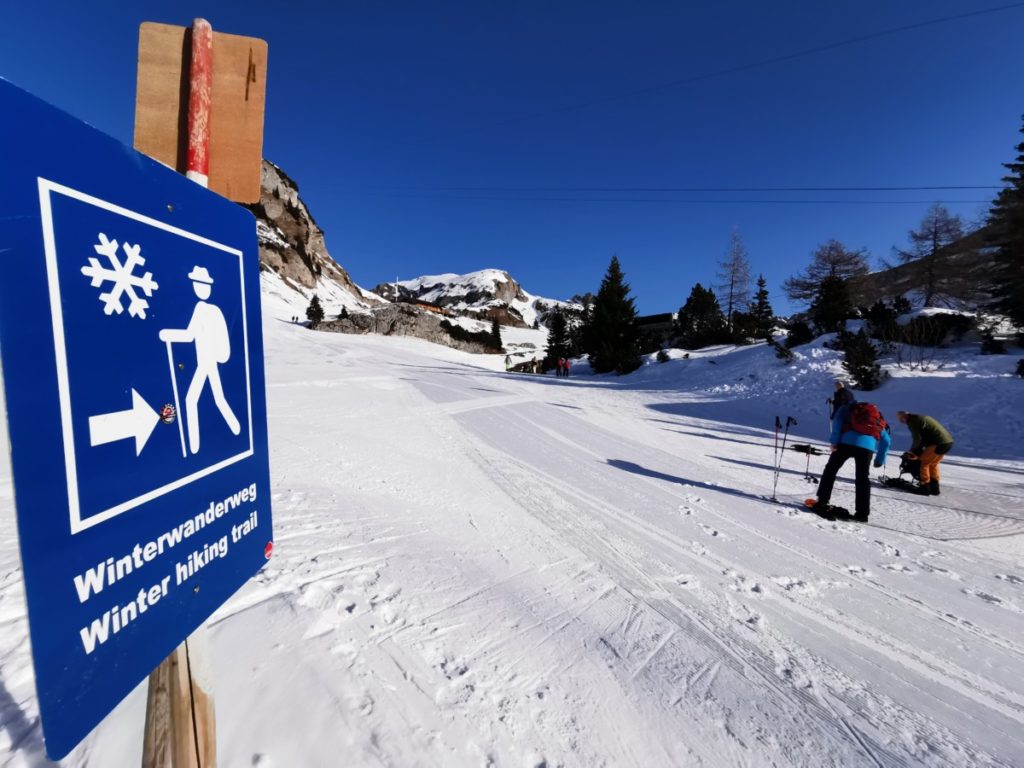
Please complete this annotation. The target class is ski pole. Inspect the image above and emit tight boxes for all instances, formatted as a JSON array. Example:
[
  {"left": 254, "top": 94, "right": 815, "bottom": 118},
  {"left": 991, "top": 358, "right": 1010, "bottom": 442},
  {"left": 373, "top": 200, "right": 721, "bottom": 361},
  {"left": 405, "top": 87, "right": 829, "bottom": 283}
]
[
  {"left": 773, "top": 415, "right": 782, "bottom": 466},
  {"left": 165, "top": 339, "right": 187, "bottom": 458},
  {"left": 771, "top": 416, "right": 782, "bottom": 500},
  {"left": 773, "top": 416, "right": 797, "bottom": 498},
  {"left": 781, "top": 416, "right": 796, "bottom": 455}
]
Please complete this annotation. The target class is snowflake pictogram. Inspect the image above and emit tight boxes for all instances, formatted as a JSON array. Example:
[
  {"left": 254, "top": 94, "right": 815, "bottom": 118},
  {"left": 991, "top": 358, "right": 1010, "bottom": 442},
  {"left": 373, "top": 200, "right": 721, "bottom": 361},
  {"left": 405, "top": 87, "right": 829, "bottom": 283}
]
[{"left": 81, "top": 233, "right": 160, "bottom": 319}]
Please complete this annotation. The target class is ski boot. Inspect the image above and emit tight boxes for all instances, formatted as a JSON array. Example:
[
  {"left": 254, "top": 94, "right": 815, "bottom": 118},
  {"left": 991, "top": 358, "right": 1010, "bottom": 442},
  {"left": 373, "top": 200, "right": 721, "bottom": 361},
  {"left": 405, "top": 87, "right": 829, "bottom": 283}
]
[{"left": 804, "top": 499, "right": 850, "bottom": 521}]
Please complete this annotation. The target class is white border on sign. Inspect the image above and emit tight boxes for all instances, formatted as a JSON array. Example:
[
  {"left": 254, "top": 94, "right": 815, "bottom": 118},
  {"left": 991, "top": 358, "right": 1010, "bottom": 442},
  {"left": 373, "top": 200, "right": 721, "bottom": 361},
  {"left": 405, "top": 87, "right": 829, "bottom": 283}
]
[{"left": 37, "top": 178, "right": 255, "bottom": 535}]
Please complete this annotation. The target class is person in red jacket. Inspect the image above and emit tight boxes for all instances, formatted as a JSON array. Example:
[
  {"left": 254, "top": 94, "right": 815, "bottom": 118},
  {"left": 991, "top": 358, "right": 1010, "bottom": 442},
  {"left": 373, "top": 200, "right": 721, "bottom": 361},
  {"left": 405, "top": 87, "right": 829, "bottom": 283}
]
[{"left": 563, "top": 358, "right": 571, "bottom": 378}]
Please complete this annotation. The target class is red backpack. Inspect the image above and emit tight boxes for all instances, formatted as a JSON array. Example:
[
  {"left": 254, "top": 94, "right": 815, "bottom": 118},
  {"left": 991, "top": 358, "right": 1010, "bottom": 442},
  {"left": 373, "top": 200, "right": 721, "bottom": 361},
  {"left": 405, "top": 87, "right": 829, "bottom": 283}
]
[{"left": 845, "top": 402, "right": 886, "bottom": 439}]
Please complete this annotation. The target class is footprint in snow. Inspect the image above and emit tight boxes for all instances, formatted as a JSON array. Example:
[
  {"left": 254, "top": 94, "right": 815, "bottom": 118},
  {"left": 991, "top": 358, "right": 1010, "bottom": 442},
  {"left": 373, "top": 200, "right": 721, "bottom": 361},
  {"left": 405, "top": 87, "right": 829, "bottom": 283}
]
[
  {"left": 700, "top": 523, "right": 729, "bottom": 540},
  {"left": 996, "top": 574, "right": 1024, "bottom": 586},
  {"left": 846, "top": 565, "right": 869, "bottom": 576},
  {"left": 674, "top": 574, "right": 699, "bottom": 588},
  {"left": 874, "top": 540, "right": 901, "bottom": 558},
  {"left": 963, "top": 588, "right": 1005, "bottom": 606},
  {"left": 729, "top": 575, "right": 764, "bottom": 596},
  {"left": 771, "top": 577, "right": 815, "bottom": 595},
  {"left": 915, "top": 562, "right": 961, "bottom": 580},
  {"left": 883, "top": 563, "right": 914, "bottom": 574},
  {"left": 345, "top": 690, "right": 375, "bottom": 717}
]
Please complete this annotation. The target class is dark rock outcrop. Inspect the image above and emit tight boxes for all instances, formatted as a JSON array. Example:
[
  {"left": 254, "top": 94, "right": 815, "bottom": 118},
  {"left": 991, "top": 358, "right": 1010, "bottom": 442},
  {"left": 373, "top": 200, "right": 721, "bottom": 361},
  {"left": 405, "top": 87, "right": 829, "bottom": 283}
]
[{"left": 322, "top": 304, "right": 497, "bottom": 354}]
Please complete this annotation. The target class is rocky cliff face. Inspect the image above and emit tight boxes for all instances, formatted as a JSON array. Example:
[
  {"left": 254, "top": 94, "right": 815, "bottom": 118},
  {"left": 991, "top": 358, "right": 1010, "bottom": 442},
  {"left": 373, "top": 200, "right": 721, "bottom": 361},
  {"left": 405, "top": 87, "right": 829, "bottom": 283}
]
[
  {"left": 247, "top": 160, "right": 378, "bottom": 309},
  {"left": 322, "top": 304, "right": 496, "bottom": 354}
]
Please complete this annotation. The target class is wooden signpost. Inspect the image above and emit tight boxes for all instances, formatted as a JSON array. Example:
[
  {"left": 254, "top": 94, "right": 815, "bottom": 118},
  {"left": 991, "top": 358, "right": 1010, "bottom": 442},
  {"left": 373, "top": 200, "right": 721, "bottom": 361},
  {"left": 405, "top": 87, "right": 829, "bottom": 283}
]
[
  {"left": 134, "top": 18, "right": 269, "bottom": 767},
  {"left": 134, "top": 20, "right": 268, "bottom": 204}
]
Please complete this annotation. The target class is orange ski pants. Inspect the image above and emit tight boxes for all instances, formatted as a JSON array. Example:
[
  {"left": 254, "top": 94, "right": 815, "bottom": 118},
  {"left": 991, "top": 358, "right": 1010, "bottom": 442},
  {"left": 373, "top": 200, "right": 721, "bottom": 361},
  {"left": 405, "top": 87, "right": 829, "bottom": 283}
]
[{"left": 918, "top": 446, "right": 947, "bottom": 484}]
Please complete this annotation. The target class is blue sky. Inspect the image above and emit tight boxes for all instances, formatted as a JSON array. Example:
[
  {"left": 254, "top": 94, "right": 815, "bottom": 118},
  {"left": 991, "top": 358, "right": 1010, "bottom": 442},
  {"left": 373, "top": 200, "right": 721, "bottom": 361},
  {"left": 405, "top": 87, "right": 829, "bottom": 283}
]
[{"left": 4, "top": 1, "right": 1023, "bottom": 314}]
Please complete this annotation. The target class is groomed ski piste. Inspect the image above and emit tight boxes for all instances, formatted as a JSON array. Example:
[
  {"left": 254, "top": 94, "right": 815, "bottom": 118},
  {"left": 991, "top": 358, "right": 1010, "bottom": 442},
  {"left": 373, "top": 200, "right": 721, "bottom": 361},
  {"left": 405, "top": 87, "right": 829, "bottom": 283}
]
[{"left": 1, "top": 292, "right": 1023, "bottom": 767}]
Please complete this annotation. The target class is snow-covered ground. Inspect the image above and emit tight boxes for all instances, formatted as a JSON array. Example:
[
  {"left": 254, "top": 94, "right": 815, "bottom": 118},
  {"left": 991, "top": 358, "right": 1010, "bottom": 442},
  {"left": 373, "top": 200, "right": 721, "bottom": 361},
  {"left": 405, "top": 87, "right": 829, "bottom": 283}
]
[{"left": 2, "top": 299, "right": 1023, "bottom": 766}]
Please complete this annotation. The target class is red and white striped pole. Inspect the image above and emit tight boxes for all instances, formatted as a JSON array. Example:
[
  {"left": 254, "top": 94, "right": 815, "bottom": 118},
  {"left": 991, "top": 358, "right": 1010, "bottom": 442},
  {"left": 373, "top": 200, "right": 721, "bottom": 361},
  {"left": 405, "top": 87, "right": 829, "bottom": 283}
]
[
  {"left": 185, "top": 18, "right": 213, "bottom": 188},
  {"left": 142, "top": 18, "right": 217, "bottom": 768}
]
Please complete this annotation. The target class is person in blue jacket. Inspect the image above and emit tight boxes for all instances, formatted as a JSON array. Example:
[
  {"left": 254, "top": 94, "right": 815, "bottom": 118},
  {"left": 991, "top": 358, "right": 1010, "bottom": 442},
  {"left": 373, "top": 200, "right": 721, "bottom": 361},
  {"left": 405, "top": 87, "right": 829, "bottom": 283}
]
[{"left": 810, "top": 401, "right": 891, "bottom": 522}]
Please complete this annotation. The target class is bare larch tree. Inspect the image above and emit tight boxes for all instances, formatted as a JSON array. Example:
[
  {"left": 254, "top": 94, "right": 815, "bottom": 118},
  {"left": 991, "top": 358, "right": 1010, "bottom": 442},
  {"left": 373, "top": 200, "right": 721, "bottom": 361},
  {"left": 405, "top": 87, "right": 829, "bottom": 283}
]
[
  {"left": 716, "top": 229, "right": 752, "bottom": 332},
  {"left": 894, "top": 203, "right": 966, "bottom": 307}
]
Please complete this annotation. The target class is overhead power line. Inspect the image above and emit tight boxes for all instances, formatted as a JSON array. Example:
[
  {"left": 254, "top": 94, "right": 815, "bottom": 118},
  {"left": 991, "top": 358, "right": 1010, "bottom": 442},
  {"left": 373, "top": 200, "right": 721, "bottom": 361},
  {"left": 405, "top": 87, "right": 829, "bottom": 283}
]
[
  {"left": 452, "top": 2, "right": 1024, "bottom": 134},
  {"left": 392, "top": 185, "right": 1000, "bottom": 193},
  {"left": 368, "top": 193, "right": 991, "bottom": 206}
]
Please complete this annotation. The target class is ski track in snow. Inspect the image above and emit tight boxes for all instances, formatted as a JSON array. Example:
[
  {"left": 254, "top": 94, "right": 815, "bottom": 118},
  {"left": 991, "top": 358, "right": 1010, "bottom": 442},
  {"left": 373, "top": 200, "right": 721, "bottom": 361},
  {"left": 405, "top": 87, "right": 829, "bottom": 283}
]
[{"left": 1, "top": 310, "right": 1023, "bottom": 767}]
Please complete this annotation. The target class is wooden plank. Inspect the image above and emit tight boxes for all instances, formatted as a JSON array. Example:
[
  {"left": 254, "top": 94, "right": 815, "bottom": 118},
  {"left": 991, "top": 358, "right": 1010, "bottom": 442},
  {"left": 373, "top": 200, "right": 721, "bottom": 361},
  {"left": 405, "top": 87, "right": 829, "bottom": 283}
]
[
  {"left": 142, "top": 647, "right": 174, "bottom": 768},
  {"left": 142, "top": 629, "right": 216, "bottom": 768},
  {"left": 208, "top": 30, "right": 267, "bottom": 203},
  {"left": 133, "top": 22, "right": 188, "bottom": 175},
  {"left": 134, "top": 22, "right": 267, "bottom": 203}
]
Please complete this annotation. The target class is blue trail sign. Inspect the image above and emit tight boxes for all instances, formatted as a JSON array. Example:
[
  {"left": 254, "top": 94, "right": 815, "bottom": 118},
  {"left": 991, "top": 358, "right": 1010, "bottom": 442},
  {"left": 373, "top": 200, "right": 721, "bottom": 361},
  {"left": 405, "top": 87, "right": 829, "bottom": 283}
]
[{"left": 0, "top": 79, "right": 273, "bottom": 758}]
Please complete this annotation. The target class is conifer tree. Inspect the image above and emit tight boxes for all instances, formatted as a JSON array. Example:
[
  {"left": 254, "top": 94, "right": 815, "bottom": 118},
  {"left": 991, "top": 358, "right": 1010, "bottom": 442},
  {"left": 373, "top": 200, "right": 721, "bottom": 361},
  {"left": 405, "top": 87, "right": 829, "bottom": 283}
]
[
  {"left": 305, "top": 294, "right": 325, "bottom": 328},
  {"left": 587, "top": 256, "right": 642, "bottom": 374},
  {"left": 544, "top": 308, "right": 570, "bottom": 366},
  {"left": 716, "top": 230, "right": 752, "bottom": 333},
  {"left": 840, "top": 329, "right": 883, "bottom": 390},
  {"left": 809, "top": 275, "right": 853, "bottom": 334},
  {"left": 490, "top": 317, "right": 503, "bottom": 351},
  {"left": 784, "top": 320, "right": 814, "bottom": 349},
  {"left": 783, "top": 239, "right": 870, "bottom": 304},
  {"left": 676, "top": 283, "right": 729, "bottom": 349},
  {"left": 988, "top": 115, "right": 1024, "bottom": 328},
  {"left": 571, "top": 292, "right": 596, "bottom": 356},
  {"left": 864, "top": 299, "right": 899, "bottom": 343},
  {"left": 729, "top": 310, "right": 756, "bottom": 343},
  {"left": 749, "top": 274, "right": 775, "bottom": 338}
]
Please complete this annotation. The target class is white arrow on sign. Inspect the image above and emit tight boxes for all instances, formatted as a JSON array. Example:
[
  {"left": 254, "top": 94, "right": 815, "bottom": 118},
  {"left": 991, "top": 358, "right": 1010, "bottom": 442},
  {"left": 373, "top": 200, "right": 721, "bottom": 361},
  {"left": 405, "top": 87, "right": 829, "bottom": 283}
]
[{"left": 88, "top": 388, "right": 160, "bottom": 456}]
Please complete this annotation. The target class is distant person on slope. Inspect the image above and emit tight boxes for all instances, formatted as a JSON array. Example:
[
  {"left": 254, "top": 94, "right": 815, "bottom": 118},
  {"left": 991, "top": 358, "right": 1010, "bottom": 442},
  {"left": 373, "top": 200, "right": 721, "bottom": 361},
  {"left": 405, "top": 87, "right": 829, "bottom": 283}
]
[
  {"left": 828, "top": 379, "right": 856, "bottom": 419},
  {"left": 810, "top": 402, "right": 891, "bottom": 522},
  {"left": 896, "top": 411, "right": 954, "bottom": 495},
  {"left": 505, "top": 354, "right": 512, "bottom": 372},
  {"left": 563, "top": 358, "right": 571, "bottom": 378}
]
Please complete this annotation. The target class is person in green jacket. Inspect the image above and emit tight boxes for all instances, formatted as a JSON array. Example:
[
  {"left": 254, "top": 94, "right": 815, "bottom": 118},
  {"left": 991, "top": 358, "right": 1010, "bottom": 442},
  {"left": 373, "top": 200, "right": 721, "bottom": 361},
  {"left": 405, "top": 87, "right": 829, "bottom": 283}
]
[{"left": 896, "top": 411, "right": 954, "bottom": 495}]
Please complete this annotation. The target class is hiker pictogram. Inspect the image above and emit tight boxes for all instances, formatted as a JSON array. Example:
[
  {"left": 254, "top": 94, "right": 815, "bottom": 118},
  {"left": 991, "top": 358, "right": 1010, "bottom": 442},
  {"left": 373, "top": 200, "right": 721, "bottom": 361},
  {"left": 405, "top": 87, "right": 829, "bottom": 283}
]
[{"left": 159, "top": 265, "right": 242, "bottom": 456}]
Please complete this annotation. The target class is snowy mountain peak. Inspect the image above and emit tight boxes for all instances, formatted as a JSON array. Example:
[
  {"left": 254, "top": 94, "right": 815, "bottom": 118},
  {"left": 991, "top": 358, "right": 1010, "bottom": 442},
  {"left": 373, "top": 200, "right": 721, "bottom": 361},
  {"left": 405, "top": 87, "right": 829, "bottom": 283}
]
[{"left": 374, "top": 269, "right": 571, "bottom": 328}]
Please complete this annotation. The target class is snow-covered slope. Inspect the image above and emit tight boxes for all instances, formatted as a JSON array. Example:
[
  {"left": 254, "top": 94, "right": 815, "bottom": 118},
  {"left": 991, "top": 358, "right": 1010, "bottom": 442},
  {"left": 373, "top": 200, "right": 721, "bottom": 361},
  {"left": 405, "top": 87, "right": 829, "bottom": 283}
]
[
  {"left": 377, "top": 269, "right": 575, "bottom": 328},
  {"left": 2, "top": 314, "right": 1023, "bottom": 766}
]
